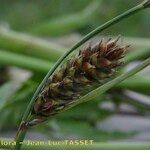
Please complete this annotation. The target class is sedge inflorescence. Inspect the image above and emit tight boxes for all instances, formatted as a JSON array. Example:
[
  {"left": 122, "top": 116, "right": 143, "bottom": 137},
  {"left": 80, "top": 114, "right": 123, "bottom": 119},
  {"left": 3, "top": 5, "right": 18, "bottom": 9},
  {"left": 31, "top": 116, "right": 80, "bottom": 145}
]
[{"left": 29, "top": 37, "right": 129, "bottom": 126}]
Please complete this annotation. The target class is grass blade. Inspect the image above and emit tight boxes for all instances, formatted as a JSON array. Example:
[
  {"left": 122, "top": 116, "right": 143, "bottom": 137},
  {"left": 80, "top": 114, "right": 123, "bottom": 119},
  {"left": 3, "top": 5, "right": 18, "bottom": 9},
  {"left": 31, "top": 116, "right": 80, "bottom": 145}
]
[{"left": 0, "top": 50, "right": 53, "bottom": 72}]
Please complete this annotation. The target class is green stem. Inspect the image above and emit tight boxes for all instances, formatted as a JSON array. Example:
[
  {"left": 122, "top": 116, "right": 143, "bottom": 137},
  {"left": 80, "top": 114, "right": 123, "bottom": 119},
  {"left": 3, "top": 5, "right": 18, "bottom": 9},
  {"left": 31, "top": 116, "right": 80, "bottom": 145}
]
[
  {"left": 0, "top": 50, "right": 53, "bottom": 72},
  {"left": 13, "top": 1, "right": 150, "bottom": 150},
  {"left": 124, "top": 47, "right": 150, "bottom": 63},
  {"left": 117, "top": 75, "right": 150, "bottom": 92},
  {"left": 0, "top": 27, "right": 65, "bottom": 61}
]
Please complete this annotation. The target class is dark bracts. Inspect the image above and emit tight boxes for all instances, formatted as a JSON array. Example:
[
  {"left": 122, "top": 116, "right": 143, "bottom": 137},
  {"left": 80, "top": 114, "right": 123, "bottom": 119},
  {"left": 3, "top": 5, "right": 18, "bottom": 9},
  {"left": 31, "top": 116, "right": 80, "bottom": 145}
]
[{"left": 29, "top": 37, "right": 129, "bottom": 126}]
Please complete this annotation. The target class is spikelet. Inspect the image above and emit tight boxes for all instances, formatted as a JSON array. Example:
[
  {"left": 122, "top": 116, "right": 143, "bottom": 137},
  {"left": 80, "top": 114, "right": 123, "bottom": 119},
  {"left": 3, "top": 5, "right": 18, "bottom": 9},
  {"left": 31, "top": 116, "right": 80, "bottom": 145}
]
[{"left": 28, "top": 37, "right": 129, "bottom": 126}]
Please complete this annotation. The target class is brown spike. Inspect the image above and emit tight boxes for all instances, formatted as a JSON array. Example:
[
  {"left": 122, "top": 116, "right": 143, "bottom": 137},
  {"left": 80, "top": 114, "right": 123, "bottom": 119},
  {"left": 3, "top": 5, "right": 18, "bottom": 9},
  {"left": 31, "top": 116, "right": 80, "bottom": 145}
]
[
  {"left": 107, "top": 36, "right": 120, "bottom": 49},
  {"left": 99, "top": 39, "right": 107, "bottom": 55},
  {"left": 29, "top": 37, "right": 129, "bottom": 126}
]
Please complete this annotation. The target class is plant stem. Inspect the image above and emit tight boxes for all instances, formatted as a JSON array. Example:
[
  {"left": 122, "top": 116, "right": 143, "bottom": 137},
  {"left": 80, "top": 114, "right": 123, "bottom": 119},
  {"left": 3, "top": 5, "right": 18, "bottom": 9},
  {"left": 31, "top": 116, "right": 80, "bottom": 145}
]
[
  {"left": 0, "top": 27, "right": 65, "bottom": 61},
  {"left": 13, "top": 1, "right": 150, "bottom": 150},
  {"left": 124, "top": 47, "right": 150, "bottom": 63},
  {"left": 117, "top": 75, "right": 150, "bottom": 93},
  {"left": 0, "top": 50, "right": 53, "bottom": 72}
]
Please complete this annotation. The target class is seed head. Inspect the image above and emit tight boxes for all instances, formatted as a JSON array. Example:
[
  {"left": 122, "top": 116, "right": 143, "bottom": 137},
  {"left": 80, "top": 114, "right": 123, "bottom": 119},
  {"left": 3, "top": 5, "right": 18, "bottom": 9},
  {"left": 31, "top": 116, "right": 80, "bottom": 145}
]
[{"left": 29, "top": 37, "right": 129, "bottom": 126}]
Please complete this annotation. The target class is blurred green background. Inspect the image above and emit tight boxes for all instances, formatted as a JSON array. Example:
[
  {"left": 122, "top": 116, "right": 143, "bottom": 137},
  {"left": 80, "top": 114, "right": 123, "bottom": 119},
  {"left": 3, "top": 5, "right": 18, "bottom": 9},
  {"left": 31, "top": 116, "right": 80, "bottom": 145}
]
[
  {"left": 0, "top": 0, "right": 150, "bottom": 37},
  {"left": 0, "top": 0, "right": 150, "bottom": 142}
]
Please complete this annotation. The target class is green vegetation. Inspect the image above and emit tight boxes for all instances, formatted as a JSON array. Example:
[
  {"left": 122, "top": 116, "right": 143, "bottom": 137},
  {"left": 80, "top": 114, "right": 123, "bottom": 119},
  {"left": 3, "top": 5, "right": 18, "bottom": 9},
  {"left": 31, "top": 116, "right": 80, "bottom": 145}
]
[{"left": 0, "top": 0, "right": 149, "bottom": 150}]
